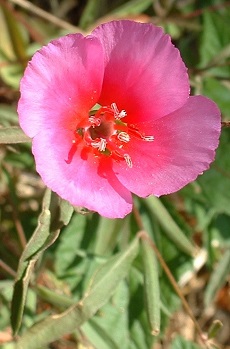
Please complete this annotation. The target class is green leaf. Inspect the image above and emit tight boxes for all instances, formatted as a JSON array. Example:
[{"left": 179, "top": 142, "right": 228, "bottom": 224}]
[
  {"left": 82, "top": 320, "right": 120, "bottom": 349},
  {"left": 141, "top": 238, "right": 160, "bottom": 336},
  {"left": 16, "top": 238, "right": 139, "bottom": 349},
  {"left": 198, "top": 128, "right": 230, "bottom": 215},
  {"left": 0, "top": 104, "right": 18, "bottom": 125},
  {"left": 0, "top": 5, "right": 28, "bottom": 88},
  {"left": 0, "top": 127, "right": 31, "bottom": 144},
  {"left": 11, "top": 190, "right": 73, "bottom": 335},
  {"left": 82, "top": 281, "right": 129, "bottom": 349},
  {"left": 200, "top": 10, "right": 230, "bottom": 77},
  {"left": 144, "top": 196, "right": 195, "bottom": 256},
  {"left": 208, "top": 319, "right": 223, "bottom": 340},
  {"left": 204, "top": 248, "right": 230, "bottom": 307},
  {"left": 0, "top": 4, "right": 27, "bottom": 63},
  {"left": 94, "top": 217, "right": 123, "bottom": 255},
  {"left": 110, "top": 0, "right": 152, "bottom": 17},
  {"left": 202, "top": 77, "right": 230, "bottom": 118},
  {"left": 170, "top": 335, "right": 202, "bottom": 349},
  {"left": 79, "top": 0, "right": 107, "bottom": 29},
  {"left": 128, "top": 267, "right": 154, "bottom": 349}
]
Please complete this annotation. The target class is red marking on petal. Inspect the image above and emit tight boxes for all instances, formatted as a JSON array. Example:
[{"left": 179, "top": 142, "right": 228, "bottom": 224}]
[{"left": 65, "top": 141, "right": 77, "bottom": 164}]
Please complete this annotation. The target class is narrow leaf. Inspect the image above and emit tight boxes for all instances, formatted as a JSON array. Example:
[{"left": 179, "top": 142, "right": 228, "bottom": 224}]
[
  {"left": 110, "top": 0, "right": 152, "bottom": 17},
  {"left": 1, "top": 4, "right": 27, "bottom": 63},
  {"left": 79, "top": 0, "right": 107, "bottom": 29},
  {"left": 141, "top": 238, "right": 160, "bottom": 335},
  {"left": 94, "top": 217, "right": 123, "bottom": 255},
  {"left": 205, "top": 248, "right": 230, "bottom": 307},
  {"left": 11, "top": 190, "right": 73, "bottom": 334},
  {"left": 208, "top": 319, "right": 223, "bottom": 340},
  {"left": 0, "top": 126, "right": 31, "bottom": 144},
  {"left": 145, "top": 196, "right": 195, "bottom": 256},
  {"left": 16, "top": 238, "right": 139, "bottom": 349}
]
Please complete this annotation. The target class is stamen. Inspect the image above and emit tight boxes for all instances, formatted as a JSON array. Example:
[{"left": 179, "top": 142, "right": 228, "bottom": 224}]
[
  {"left": 117, "top": 110, "right": 127, "bottom": 119},
  {"left": 89, "top": 115, "right": 101, "bottom": 127},
  {"left": 111, "top": 103, "right": 127, "bottom": 120},
  {"left": 124, "top": 154, "right": 132, "bottom": 168},
  {"left": 142, "top": 135, "right": 154, "bottom": 142},
  {"left": 117, "top": 131, "right": 130, "bottom": 143},
  {"left": 91, "top": 138, "right": 107, "bottom": 152}
]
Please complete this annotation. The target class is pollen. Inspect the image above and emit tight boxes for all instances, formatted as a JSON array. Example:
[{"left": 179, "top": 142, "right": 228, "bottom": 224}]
[{"left": 68, "top": 102, "right": 154, "bottom": 168}]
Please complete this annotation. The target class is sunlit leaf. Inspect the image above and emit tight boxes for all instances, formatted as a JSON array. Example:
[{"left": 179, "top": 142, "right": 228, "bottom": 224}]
[
  {"left": 16, "top": 238, "right": 139, "bottom": 349},
  {"left": 144, "top": 197, "right": 195, "bottom": 256},
  {"left": 0, "top": 126, "right": 30, "bottom": 144},
  {"left": 204, "top": 248, "right": 230, "bottom": 307},
  {"left": 200, "top": 10, "right": 230, "bottom": 77},
  {"left": 110, "top": 0, "right": 152, "bottom": 17},
  {"left": 11, "top": 190, "right": 73, "bottom": 334},
  {"left": 171, "top": 335, "right": 201, "bottom": 349},
  {"left": 198, "top": 129, "right": 230, "bottom": 215},
  {"left": 141, "top": 237, "right": 160, "bottom": 335}
]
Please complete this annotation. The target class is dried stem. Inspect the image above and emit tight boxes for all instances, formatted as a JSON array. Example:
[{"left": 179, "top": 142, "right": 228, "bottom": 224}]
[
  {"left": 0, "top": 259, "right": 17, "bottom": 277},
  {"left": 221, "top": 121, "right": 230, "bottom": 128},
  {"left": 8, "top": 0, "right": 81, "bottom": 32}
]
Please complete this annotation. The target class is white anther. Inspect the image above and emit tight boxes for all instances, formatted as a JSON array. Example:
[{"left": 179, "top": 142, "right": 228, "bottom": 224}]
[
  {"left": 124, "top": 154, "right": 132, "bottom": 168},
  {"left": 118, "top": 132, "right": 130, "bottom": 143},
  {"left": 89, "top": 116, "right": 101, "bottom": 127},
  {"left": 91, "top": 138, "right": 107, "bottom": 152},
  {"left": 111, "top": 102, "right": 119, "bottom": 114},
  {"left": 118, "top": 110, "right": 127, "bottom": 119},
  {"left": 142, "top": 135, "right": 154, "bottom": 142},
  {"left": 111, "top": 103, "right": 127, "bottom": 120}
]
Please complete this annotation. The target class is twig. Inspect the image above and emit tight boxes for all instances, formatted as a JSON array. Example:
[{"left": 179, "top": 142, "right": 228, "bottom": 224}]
[
  {"left": 0, "top": 259, "right": 17, "bottom": 277},
  {"left": 8, "top": 0, "right": 81, "bottom": 33},
  {"left": 0, "top": 0, "right": 45, "bottom": 44},
  {"left": 221, "top": 121, "right": 230, "bottom": 127},
  {"left": 181, "top": 1, "right": 230, "bottom": 19}
]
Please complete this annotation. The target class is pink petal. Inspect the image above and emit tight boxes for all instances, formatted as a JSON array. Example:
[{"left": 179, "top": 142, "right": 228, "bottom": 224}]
[
  {"left": 92, "top": 20, "right": 189, "bottom": 123},
  {"left": 32, "top": 128, "right": 132, "bottom": 218},
  {"left": 18, "top": 34, "right": 104, "bottom": 138},
  {"left": 114, "top": 96, "right": 221, "bottom": 197}
]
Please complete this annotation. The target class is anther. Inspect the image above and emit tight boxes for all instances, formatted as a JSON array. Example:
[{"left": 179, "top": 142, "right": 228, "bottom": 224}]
[
  {"left": 91, "top": 138, "right": 107, "bottom": 152},
  {"left": 117, "top": 132, "right": 130, "bottom": 143},
  {"left": 111, "top": 103, "right": 127, "bottom": 120},
  {"left": 89, "top": 115, "right": 101, "bottom": 127},
  {"left": 124, "top": 154, "right": 132, "bottom": 168}
]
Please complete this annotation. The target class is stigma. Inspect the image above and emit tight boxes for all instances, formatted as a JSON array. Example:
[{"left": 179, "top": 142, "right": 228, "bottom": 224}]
[{"left": 67, "top": 103, "right": 154, "bottom": 167}]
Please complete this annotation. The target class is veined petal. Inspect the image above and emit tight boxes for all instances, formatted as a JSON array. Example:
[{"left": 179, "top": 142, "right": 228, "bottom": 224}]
[
  {"left": 114, "top": 96, "right": 221, "bottom": 197},
  {"left": 18, "top": 34, "right": 104, "bottom": 138},
  {"left": 32, "top": 128, "right": 133, "bottom": 218},
  {"left": 92, "top": 20, "right": 189, "bottom": 123}
]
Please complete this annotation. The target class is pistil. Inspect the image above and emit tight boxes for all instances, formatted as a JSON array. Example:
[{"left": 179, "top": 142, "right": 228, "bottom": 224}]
[{"left": 66, "top": 103, "right": 154, "bottom": 167}]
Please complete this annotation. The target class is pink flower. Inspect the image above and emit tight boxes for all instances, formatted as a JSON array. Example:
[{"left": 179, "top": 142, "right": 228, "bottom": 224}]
[{"left": 18, "top": 20, "right": 221, "bottom": 218}]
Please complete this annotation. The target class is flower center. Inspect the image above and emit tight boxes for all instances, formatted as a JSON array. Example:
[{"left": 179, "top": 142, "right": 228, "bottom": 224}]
[{"left": 66, "top": 103, "right": 154, "bottom": 166}]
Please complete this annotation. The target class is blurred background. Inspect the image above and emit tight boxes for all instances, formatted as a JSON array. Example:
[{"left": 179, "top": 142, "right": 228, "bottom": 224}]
[{"left": 0, "top": 1, "right": 230, "bottom": 348}]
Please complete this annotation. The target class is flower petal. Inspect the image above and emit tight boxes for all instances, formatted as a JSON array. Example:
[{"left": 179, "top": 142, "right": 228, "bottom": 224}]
[
  {"left": 92, "top": 20, "right": 189, "bottom": 123},
  {"left": 32, "top": 128, "right": 133, "bottom": 218},
  {"left": 18, "top": 34, "right": 104, "bottom": 138},
  {"left": 114, "top": 96, "right": 221, "bottom": 197}
]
